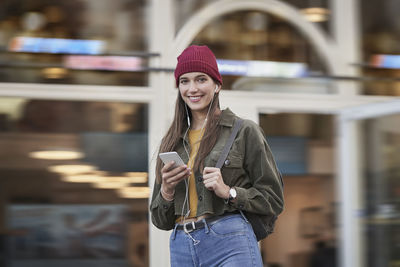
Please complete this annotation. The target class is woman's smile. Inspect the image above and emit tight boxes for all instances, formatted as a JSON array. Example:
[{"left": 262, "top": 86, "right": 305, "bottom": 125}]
[{"left": 188, "top": 95, "right": 203, "bottom": 103}]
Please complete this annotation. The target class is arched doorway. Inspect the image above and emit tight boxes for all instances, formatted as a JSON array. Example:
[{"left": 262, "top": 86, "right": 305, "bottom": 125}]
[{"left": 170, "top": 0, "right": 342, "bottom": 77}]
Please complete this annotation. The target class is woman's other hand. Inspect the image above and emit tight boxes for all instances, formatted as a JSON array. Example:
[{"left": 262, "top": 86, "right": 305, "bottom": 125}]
[
  {"left": 202, "top": 167, "right": 230, "bottom": 199},
  {"left": 161, "top": 161, "right": 190, "bottom": 200}
]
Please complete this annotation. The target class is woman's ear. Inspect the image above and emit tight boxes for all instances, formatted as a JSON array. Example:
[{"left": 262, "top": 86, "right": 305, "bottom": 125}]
[{"left": 214, "top": 85, "right": 220, "bottom": 93}]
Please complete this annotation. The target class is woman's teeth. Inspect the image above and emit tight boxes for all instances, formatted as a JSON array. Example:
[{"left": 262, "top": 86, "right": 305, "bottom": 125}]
[{"left": 189, "top": 96, "right": 201, "bottom": 101}]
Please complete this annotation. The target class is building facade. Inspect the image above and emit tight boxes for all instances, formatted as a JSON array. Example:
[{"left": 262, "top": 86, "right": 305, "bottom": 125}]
[{"left": 0, "top": 1, "right": 400, "bottom": 267}]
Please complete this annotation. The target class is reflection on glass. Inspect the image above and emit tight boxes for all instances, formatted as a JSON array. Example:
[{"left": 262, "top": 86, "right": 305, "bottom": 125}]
[
  {"left": 174, "top": 0, "right": 331, "bottom": 34},
  {"left": 361, "top": 1, "right": 400, "bottom": 97},
  {"left": 49, "top": 165, "right": 99, "bottom": 175},
  {"left": 30, "top": 150, "right": 85, "bottom": 160},
  {"left": 259, "top": 112, "right": 337, "bottom": 267},
  {"left": 0, "top": 0, "right": 148, "bottom": 85},
  {"left": 7, "top": 205, "right": 127, "bottom": 260},
  {"left": 0, "top": 97, "right": 149, "bottom": 266},
  {"left": 191, "top": 10, "right": 328, "bottom": 90},
  {"left": 300, "top": 7, "right": 330, "bottom": 23},
  {"left": 364, "top": 115, "right": 400, "bottom": 267},
  {"left": 118, "top": 187, "right": 150, "bottom": 199}
]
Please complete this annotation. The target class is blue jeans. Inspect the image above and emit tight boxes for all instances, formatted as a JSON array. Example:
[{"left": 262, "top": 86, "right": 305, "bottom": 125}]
[{"left": 170, "top": 213, "right": 263, "bottom": 267}]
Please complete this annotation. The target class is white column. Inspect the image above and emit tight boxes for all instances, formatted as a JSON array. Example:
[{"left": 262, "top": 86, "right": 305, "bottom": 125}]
[
  {"left": 331, "top": 1, "right": 363, "bottom": 265},
  {"left": 336, "top": 117, "right": 363, "bottom": 267},
  {"left": 148, "top": 1, "right": 175, "bottom": 267},
  {"left": 330, "top": 0, "right": 362, "bottom": 95},
  {"left": 336, "top": 117, "right": 351, "bottom": 267}
]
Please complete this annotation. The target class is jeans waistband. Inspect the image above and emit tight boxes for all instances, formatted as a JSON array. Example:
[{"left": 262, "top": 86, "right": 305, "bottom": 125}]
[{"left": 175, "top": 211, "right": 239, "bottom": 233}]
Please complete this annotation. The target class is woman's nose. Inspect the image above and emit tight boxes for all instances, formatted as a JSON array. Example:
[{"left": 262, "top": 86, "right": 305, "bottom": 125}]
[{"left": 188, "top": 82, "right": 197, "bottom": 92}]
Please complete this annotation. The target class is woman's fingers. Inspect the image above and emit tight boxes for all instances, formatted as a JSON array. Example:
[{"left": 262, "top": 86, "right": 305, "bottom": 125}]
[
  {"left": 162, "top": 164, "right": 190, "bottom": 190},
  {"left": 202, "top": 167, "right": 230, "bottom": 198},
  {"left": 161, "top": 161, "right": 176, "bottom": 173},
  {"left": 166, "top": 168, "right": 190, "bottom": 184},
  {"left": 166, "top": 165, "right": 189, "bottom": 178},
  {"left": 202, "top": 168, "right": 220, "bottom": 190},
  {"left": 203, "top": 167, "right": 219, "bottom": 174},
  {"left": 202, "top": 167, "right": 220, "bottom": 181},
  {"left": 204, "top": 176, "right": 218, "bottom": 190}
]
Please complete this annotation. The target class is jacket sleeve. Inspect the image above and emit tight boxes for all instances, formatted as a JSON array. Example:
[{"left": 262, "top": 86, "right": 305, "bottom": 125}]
[
  {"left": 230, "top": 120, "right": 284, "bottom": 217},
  {"left": 149, "top": 180, "right": 176, "bottom": 230}
]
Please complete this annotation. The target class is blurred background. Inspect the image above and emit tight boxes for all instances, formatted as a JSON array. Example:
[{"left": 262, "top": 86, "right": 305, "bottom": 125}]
[{"left": 0, "top": 0, "right": 399, "bottom": 267}]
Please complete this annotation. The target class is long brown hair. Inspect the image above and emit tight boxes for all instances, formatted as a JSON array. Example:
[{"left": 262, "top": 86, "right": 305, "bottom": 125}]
[{"left": 155, "top": 88, "right": 222, "bottom": 183}]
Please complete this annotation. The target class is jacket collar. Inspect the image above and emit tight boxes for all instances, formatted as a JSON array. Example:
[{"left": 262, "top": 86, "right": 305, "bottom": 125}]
[{"left": 218, "top": 108, "right": 235, "bottom": 127}]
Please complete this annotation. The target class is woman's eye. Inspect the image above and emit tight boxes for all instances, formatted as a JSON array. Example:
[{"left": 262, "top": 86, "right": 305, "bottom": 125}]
[
  {"left": 198, "top": 78, "right": 207, "bottom": 82},
  {"left": 180, "top": 80, "right": 188, "bottom": 84}
]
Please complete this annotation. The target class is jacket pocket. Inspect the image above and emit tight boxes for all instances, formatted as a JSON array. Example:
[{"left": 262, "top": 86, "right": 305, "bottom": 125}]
[{"left": 208, "top": 150, "right": 244, "bottom": 186}]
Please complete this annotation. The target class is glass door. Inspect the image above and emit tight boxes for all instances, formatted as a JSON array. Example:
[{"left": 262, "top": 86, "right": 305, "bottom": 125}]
[
  {"left": 337, "top": 98, "right": 400, "bottom": 267},
  {"left": 359, "top": 114, "right": 400, "bottom": 267}
]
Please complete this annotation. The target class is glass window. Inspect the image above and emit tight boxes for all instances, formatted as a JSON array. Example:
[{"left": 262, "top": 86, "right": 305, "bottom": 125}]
[
  {"left": 362, "top": 114, "right": 400, "bottom": 267},
  {"left": 280, "top": 0, "right": 331, "bottom": 33},
  {"left": 259, "top": 113, "right": 337, "bottom": 267},
  {"left": 0, "top": 0, "right": 149, "bottom": 86},
  {"left": 361, "top": 0, "right": 400, "bottom": 96},
  {"left": 0, "top": 97, "right": 149, "bottom": 266},
  {"left": 174, "top": 0, "right": 331, "bottom": 35},
  {"left": 174, "top": 0, "right": 214, "bottom": 32},
  {"left": 191, "top": 11, "right": 329, "bottom": 92}
]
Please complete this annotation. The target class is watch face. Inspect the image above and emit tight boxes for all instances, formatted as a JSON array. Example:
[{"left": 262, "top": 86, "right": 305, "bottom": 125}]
[{"left": 229, "top": 188, "right": 237, "bottom": 198}]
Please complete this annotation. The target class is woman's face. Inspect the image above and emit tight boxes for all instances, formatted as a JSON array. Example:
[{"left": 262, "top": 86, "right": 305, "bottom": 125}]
[{"left": 178, "top": 72, "right": 220, "bottom": 114}]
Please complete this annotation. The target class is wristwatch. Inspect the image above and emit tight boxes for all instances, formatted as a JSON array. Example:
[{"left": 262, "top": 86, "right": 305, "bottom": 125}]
[{"left": 225, "top": 187, "right": 237, "bottom": 204}]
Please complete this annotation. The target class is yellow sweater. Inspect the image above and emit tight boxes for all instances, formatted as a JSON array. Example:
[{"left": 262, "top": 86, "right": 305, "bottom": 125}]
[{"left": 176, "top": 128, "right": 203, "bottom": 222}]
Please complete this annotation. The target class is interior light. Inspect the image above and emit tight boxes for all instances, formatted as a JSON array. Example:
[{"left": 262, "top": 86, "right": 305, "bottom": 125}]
[
  {"left": 124, "top": 172, "right": 148, "bottom": 177},
  {"left": 300, "top": 8, "right": 330, "bottom": 22},
  {"left": 118, "top": 187, "right": 150, "bottom": 199},
  {"left": 129, "top": 176, "right": 148, "bottom": 183},
  {"left": 92, "top": 175, "right": 146, "bottom": 188},
  {"left": 41, "top": 68, "right": 68, "bottom": 79},
  {"left": 60, "top": 173, "right": 144, "bottom": 185},
  {"left": 62, "top": 174, "right": 105, "bottom": 183},
  {"left": 101, "top": 176, "right": 132, "bottom": 183},
  {"left": 48, "top": 164, "right": 97, "bottom": 175},
  {"left": 92, "top": 181, "right": 131, "bottom": 189},
  {"left": 124, "top": 172, "right": 148, "bottom": 183},
  {"left": 30, "top": 150, "right": 84, "bottom": 160}
]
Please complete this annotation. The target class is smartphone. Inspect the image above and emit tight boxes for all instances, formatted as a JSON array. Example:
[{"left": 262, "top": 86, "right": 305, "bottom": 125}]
[{"left": 159, "top": 151, "right": 185, "bottom": 168}]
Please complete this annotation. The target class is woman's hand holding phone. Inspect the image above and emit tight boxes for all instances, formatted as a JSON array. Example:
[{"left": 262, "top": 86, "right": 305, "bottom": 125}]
[{"left": 160, "top": 153, "right": 190, "bottom": 201}]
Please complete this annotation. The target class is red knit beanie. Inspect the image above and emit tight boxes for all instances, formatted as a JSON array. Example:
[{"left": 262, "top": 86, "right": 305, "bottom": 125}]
[{"left": 174, "top": 45, "right": 222, "bottom": 87}]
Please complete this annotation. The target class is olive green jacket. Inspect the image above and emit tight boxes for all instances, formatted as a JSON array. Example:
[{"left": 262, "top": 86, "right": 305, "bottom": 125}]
[{"left": 150, "top": 108, "right": 284, "bottom": 230}]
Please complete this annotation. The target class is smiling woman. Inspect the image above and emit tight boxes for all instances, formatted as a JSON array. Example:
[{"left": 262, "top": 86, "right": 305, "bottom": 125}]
[{"left": 150, "top": 45, "right": 284, "bottom": 267}]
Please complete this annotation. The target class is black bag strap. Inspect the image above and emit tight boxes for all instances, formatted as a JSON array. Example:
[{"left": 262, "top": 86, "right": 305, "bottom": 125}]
[{"left": 215, "top": 119, "right": 243, "bottom": 169}]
